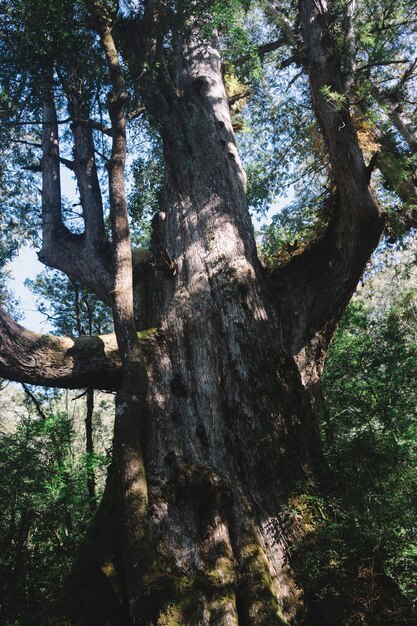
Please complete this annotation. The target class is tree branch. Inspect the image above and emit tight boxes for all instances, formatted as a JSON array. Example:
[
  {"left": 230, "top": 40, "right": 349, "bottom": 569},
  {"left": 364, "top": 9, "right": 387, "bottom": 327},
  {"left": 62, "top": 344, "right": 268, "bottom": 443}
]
[
  {"left": 72, "top": 117, "right": 113, "bottom": 136},
  {"left": 38, "top": 80, "right": 112, "bottom": 304},
  {"left": 228, "top": 89, "right": 252, "bottom": 107},
  {"left": 41, "top": 81, "right": 63, "bottom": 243},
  {"left": 269, "top": 0, "right": 385, "bottom": 383},
  {"left": 57, "top": 156, "right": 75, "bottom": 170},
  {"left": 366, "top": 120, "right": 417, "bottom": 228},
  {"left": 371, "top": 85, "right": 417, "bottom": 153},
  {"left": 0, "top": 308, "right": 122, "bottom": 390},
  {"left": 21, "top": 383, "right": 48, "bottom": 420},
  {"left": 87, "top": 0, "right": 143, "bottom": 362},
  {"left": 66, "top": 86, "right": 108, "bottom": 246},
  {"left": 235, "top": 38, "right": 287, "bottom": 65},
  {"left": 0, "top": 117, "right": 72, "bottom": 127},
  {"left": 355, "top": 59, "right": 410, "bottom": 74},
  {"left": 263, "top": 4, "right": 297, "bottom": 48},
  {"left": 127, "top": 106, "right": 145, "bottom": 121}
]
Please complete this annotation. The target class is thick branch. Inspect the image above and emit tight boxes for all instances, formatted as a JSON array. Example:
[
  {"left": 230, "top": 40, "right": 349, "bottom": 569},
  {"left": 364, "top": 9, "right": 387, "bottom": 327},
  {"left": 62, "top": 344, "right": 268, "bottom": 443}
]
[
  {"left": 270, "top": 0, "right": 384, "bottom": 375},
  {"left": 41, "top": 83, "right": 63, "bottom": 244},
  {"left": 87, "top": 0, "right": 143, "bottom": 361},
  {"left": 67, "top": 88, "right": 107, "bottom": 246},
  {"left": 39, "top": 84, "right": 112, "bottom": 304},
  {"left": 0, "top": 308, "right": 121, "bottom": 390}
]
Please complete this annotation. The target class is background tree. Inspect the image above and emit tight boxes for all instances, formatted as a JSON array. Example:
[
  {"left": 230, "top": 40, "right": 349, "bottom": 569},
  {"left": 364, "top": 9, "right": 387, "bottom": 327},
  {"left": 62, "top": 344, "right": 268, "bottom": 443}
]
[
  {"left": 289, "top": 251, "right": 417, "bottom": 623},
  {"left": 26, "top": 269, "right": 113, "bottom": 508},
  {"left": 0, "top": 0, "right": 416, "bottom": 624},
  {"left": 0, "top": 384, "right": 114, "bottom": 626}
]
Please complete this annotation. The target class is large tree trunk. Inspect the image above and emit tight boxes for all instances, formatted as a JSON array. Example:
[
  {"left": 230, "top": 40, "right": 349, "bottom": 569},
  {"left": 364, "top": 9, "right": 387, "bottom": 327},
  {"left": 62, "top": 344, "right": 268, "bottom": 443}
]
[
  {"left": 1, "top": 0, "right": 408, "bottom": 621},
  {"left": 0, "top": 4, "right": 388, "bottom": 624},
  {"left": 56, "top": 36, "right": 325, "bottom": 626}
]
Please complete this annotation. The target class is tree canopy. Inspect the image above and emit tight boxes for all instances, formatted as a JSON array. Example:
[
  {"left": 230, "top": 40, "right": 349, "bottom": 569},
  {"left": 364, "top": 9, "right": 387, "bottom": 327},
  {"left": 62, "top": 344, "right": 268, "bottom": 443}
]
[
  {"left": 0, "top": 0, "right": 416, "bottom": 624},
  {"left": 0, "top": 0, "right": 416, "bottom": 258}
]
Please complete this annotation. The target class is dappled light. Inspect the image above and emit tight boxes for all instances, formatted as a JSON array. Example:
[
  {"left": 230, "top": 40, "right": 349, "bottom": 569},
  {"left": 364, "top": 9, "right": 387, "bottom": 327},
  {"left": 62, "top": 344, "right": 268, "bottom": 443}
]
[{"left": 0, "top": 0, "right": 416, "bottom": 624}]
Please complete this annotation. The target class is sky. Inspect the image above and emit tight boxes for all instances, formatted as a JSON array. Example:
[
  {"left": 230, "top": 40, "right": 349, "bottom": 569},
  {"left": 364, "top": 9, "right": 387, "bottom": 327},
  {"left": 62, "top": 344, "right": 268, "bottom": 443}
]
[
  {"left": 7, "top": 246, "right": 50, "bottom": 333},
  {"left": 5, "top": 167, "right": 79, "bottom": 333}
]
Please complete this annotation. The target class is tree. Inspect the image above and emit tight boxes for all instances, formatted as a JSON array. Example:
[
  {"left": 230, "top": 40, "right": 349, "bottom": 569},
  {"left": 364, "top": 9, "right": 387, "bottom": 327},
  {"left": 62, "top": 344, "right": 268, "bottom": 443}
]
[
  {"left": 291, "top": 261, "right": 417, "bottom": 624},
  {"left": 0, "top": 0, "right": 415, "bottom": 623},
  {"left": 0, "top": 384, "right": 114, "bottom": 625},
  {"left": 27, "top": 269, "right": 113, "bottom": 509}
]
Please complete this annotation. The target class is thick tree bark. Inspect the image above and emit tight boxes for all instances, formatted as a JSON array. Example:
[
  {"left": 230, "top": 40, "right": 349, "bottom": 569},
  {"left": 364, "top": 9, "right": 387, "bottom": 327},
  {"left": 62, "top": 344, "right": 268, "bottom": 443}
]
[
  {"left": 0, "top": 4, "right": 393, "bottom": 625},
  {"left": 0, "top": 307, "right": 121, "bottom": 389},
  {"left": 53, "top": 22, "right": 332, "bottom": 624}
]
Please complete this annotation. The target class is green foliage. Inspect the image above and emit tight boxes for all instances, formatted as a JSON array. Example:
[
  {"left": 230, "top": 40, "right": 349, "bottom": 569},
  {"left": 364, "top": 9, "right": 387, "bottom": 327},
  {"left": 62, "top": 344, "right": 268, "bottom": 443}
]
[
  {"left": 290, "top": 285, "right": 417, "bottom": 622},
  {"left": 0, "top": 389, "right": 112, "bottom": 626},
  {"left": 26, "top": 269, "right": 113, "bottom": 336},
  {"left": 0, "top": 269, "right": 21, "bottom": 318},
  {"left": 322, "top": 293, "right": 417, "bottom": 592},
  {"left": 128, "top": 137, "right": 164, "bottom": 249},
  {"left": 320, "top": 84, "right": 349, "bottom": 111}
]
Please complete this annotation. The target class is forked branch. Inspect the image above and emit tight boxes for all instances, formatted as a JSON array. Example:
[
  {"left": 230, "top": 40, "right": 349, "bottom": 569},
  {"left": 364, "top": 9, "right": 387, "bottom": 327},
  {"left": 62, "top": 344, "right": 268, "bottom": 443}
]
[
  {"left": 269, "top": 0, "right": 384, "bottom": 377},
  {"left": 38, "top": 76, "right": 112, "bottom": 304}
]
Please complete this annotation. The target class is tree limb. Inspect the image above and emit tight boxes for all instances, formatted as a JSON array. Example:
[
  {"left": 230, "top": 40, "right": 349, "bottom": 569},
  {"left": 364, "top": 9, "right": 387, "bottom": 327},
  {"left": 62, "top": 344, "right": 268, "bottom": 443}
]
[
  {"left": 355, "top": 59, "right": 410, "bottom": 74},
  {"left": 72, "top": 117, "right": 113, "bottom": 136},
  {"left": 38, "top": 79, "right": 113, "bottom": 304},
  {"left": 21, "top": 383, "right": 48, "bottom": 420},
  {"left": 0, "top": 308, "right": 122, "bottom": 390},
  {"left": 235, "top": 38, "right": 287, "bottom": 65},
  {"left": 65, "top": 81, "right": 108, "bottom": 247},
  {"left": 87, "top": 0, "right": 145, "bottom": 363},
  {"left": 370, "top": 84, "right": 417, "bottom": 153},
  {"left": 269, "top": 0, "right": 384, "bottom": 380},
  {"left": 127, "top": 106, "right": 145, "bottom": 121},
  {"left": 367, "top": 120, "right": 417, "bottom": 228}
]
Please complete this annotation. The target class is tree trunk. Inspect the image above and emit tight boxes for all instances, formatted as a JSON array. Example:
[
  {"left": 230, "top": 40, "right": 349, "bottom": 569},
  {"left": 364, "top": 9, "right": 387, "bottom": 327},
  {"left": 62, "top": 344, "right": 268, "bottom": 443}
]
[
  {"left": 85, "top": 389, "right": 97, "bottom": 512},
  {"left": 56, "top": 36, "right": 326, "bottom": 626},
  {"left": 0, "top": 2, "right": 400, "bottom": 622}
]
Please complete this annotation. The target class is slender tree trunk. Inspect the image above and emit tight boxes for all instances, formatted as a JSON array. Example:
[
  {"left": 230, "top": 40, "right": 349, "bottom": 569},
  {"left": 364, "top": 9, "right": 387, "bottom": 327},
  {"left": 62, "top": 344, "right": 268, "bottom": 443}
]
[{"left": 85, "top": 388, "right": 97, "bottom": 512}]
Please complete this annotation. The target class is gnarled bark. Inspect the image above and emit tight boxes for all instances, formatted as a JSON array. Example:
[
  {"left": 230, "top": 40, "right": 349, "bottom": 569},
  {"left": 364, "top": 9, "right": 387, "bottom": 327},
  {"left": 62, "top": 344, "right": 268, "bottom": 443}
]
[
  {"left": 55, "top": 18, "right": 326, "bottom": 625},
  {"left": 0, "top": 307, "right": 121, "bottom": 389},
  {"left": 2, "top": 3, "right": 400, "bottom": 624}
]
